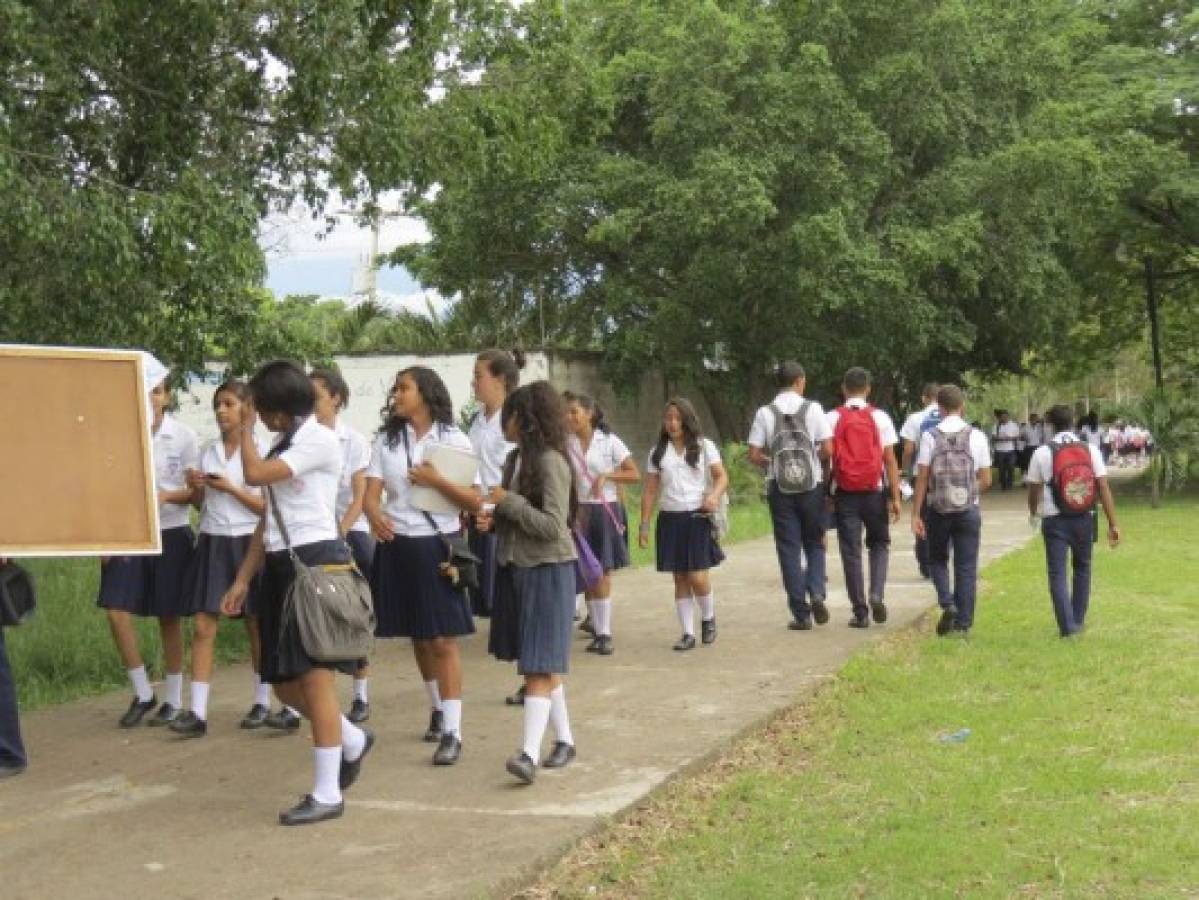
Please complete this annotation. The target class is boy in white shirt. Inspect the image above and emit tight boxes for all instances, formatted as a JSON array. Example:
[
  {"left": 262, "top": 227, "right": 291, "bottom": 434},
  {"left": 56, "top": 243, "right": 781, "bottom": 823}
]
[
  {"left": 912, "top": 385, "right": 993, "bottom": 636},
  {"left": 991, "top": 410, "right": 1020, "bottom": 491},
  {"left": 1025, "top": 405, "right": 1121, "bottom": 637},
  {"left": 899, "top": 383, "right": 940, "bottom": 578}
]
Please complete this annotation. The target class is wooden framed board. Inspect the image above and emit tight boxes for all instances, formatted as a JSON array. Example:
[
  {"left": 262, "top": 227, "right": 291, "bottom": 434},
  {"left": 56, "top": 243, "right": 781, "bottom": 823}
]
[{"left": 0, "top": 345, "right": 161, "bottom": 556}]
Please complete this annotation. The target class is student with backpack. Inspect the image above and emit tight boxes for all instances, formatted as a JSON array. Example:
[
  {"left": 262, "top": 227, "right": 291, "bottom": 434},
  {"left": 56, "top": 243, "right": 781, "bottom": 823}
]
[
  {"left": 827, "top": 368, "right": 902, "bottom": 628},
  {"left": 899, "top": 383, "right": 940, "bottom": 579},
  {"left": 911, "top": 385, "right": 993, "bottom": 637},
  {"left": 747, "top": 362, "right": 833, "bottom": 630},
  {"left": 1025, "top": 405, "right": 1121, "bottom": 637}
]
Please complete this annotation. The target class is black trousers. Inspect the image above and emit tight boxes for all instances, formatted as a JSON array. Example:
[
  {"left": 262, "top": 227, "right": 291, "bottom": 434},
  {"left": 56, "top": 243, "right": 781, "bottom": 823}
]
[
  {"left": 834, "top": 491, "right": 891, "bottom": 615},
  {"left": 0, "top": 628, "right": 26, "bottom": 769}
]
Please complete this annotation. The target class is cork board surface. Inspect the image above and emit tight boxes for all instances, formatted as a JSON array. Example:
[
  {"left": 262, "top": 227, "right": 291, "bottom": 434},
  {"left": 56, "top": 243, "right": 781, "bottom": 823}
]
[{"left": 0, "top": 346, "right": 160, "bottom": 555}]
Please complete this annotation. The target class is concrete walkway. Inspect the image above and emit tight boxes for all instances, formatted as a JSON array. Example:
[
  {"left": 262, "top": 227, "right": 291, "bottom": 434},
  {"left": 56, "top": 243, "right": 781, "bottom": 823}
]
[{"left": 0, "top": 492, "right": 1036, "bottom": 899}]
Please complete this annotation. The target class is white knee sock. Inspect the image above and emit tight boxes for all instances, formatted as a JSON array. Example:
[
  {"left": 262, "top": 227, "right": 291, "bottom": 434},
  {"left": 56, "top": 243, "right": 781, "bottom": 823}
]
[
  {"left": 165, "top": 671, "right": 183, "bottom": 708},
  {"left": 592, "top": 598, "right": 612, "bottom": 636},
  {"left": 312, "top": 747, "right": 343, "bottom": 805},
  {"left": 424, "top": 679, "right": 443, "bottom": 712},
  {"left": 190, "top": 681, "right": 210, "bottom": 720},
  {"left": 128, "top": 666, "right": 153, "bottom": 703},
  {"left": 353, "top": 678, "right": 369, "bottom": 703},
  {"left": 340, "top": 715, "right": 366, "bottom": 761},
  {"left": 697, "top": 592, "right": 716, "bottom": 622},
  {"left": 441, "top": 698, "right": 462, "bottom": 738},
  {"left": 522, "top": 696, "right": 552, "bottom": 764},
  {"left": 675, "top": 597, "right": 696, "bottom": 636},
  {"left": 549, "top": 685, "right": 573, "bottom": 746},
  {"left": 254, "top": 675, "right": 270, "bottom": 707}
]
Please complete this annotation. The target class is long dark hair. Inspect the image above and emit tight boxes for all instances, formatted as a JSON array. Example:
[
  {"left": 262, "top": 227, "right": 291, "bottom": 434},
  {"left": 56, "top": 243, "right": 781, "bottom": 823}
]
[
  {"left": 651, "top": 397, "right": 703, "bottom": 468},
  {"left": 501, "top": 382, "right": 578, "bottom": 521},
  {"left": 476, "top": 348, "right": 526, "bottom": 394},
  {"left": 249, "top": 360, "right": 313, "bottom": 458},
  {"left": 562, "top": 390, "right": 610, "bottom": 434},
  {"left": 381, "top": 365, "right": 455, "bottom": 449}
]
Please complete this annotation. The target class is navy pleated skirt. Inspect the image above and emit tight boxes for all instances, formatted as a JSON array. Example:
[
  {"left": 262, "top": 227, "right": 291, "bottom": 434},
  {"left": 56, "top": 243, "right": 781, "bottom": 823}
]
[
  {"left": 468, "top": 526, "right": 498, "bottom": 617},
  {"left": 516, "top": 562, "right": 576, "bottom": 675},
  {"left": 97, "top": 525, "right": 196, "bottom": 618},
  {"left": 184, "top": 533, "right": 260, "bottom": 616},
  {"left": 258, "top": 540, "right": 357, "bottom": 684},
  {"left": 578, "top": 502, "right": 629, "bottom": 573},
  {"left": 370, "top": 534, "right": 476, "bottom": 640},
  {"left": 655, "top": 510, "right": 725, "bottom": 574},
  {"left": 346, "top": 530, "right": 377, "bottom": 575}
]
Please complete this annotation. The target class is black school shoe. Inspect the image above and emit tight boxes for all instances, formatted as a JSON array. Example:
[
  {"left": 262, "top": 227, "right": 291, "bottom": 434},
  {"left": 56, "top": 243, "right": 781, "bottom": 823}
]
[
  {"left": 347, "top": 698, "right": 371, "bottom": 724},
  {"left": 423, "top": 709, "right": 444, "bottom": 743},
  {"left": 579, "top": 615, "right": 595, "bottom": 637},
  {"left": 542, "top": 741, "right": 576, "bottom": 770},
  {"left": 848, "top": 613, "right": 870, "bottom": 629},
  {"left": 701, "top": 618, "right": 717, "bottom": 645},
  {"left": 0, "top": 763, "right": 27, "bottom": 779},
  {"left": 279, "top": 794, "right": 344, "bottom": 827},
  {"left": 339, "top": 728, "right": 375, "bottom": 791},
  {"left": 811, "top": 599, "right": 830, "bottom": 625},
  {"left": 432, "top": 733, "right": 462, "bottom": 766},
  {"left": 788, "top": 619, "right": 813, "bottom": 631},
  {"left": 594, "top": 635, "right": 614, "bottom": 656},
  {"left": 146, "top": 702, "right": 180, "bottom": 727},
  {"left": 673, "top": 634, "right": 696, "bottom": 652},
  {"left": 936, "top": 605, "right": 959, "bottom": 637},
  {"left": 119, "top": 695, "right": 157, "bottom": 729},
  {"left": 870, "top": 599, "right": 888, "bottom": 624},
  {"left": 240, "top": 704, "right": 270, "bottom": 729},
  {"left": 505, "top": 685, "right": 527, "bottom": 706},
  {"left": 169, "top": 711, "right": 208, "bottom": 738},
  {"left": 265, "top": 708, "right": 302, "bottom": 731},
  {"left": 506, "top": 751, "right": 537, "bottom": 784}
]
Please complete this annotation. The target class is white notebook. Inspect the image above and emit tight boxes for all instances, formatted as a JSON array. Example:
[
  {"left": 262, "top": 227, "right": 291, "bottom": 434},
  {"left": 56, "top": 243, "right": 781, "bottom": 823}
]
[{"left": 409, "top": 444, "right": 480, "bottom": 515}]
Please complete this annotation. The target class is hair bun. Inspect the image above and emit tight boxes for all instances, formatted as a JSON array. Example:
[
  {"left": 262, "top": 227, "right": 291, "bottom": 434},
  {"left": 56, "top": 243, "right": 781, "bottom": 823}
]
[{"left": 511, "top": 348, "right": 527, "bottom": 370}]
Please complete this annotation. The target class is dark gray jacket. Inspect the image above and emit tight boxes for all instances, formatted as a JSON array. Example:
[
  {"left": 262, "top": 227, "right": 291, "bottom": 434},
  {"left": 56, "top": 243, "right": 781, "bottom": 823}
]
[{"left": 495, "top": 450, "right": 577, "bottom": 567}]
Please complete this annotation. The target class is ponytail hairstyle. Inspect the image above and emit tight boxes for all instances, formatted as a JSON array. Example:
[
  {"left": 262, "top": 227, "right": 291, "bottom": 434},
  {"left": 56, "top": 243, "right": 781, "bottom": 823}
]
[
  {"left": 249, "top": 360, "right": 314, "bottom": 458},
  {"left": 476, "top": 348, "right": 526, "bottom": 395},
  {"left": 562, "top": 390, "right": 610, "bottom": 434},
  {"left": 212, "top": 378, "right": 249, "bottom": 408},
  {"left": 501, "top": 381, "right": 578, "bottom": 522},
  {"left": 651, "top": 397, "right": 703, "bottom": 469},
  {"left": 380, "top": 365, "right": 455, "bottom": 449},
  {"left": 310, "top": 366, "right": 351, "bottom": 410}
]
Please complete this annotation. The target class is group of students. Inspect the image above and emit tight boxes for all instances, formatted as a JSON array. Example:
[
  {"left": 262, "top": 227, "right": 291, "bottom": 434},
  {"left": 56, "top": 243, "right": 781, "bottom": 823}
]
[{"left": 90, "top": 349, "right": 731, "bottom": 825}]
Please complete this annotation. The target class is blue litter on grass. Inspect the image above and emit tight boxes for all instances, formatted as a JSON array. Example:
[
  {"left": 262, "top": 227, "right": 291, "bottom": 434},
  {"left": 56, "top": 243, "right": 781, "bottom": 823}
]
[{"left": 939, "top": 728, "right": 971, "bottom": 743}]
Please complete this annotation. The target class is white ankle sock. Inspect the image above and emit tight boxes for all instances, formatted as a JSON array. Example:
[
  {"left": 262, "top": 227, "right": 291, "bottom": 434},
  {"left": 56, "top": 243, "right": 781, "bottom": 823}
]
[
  {"left": 424, "top": 679, "right": 443, "bottom": 712},
  {"left": 312, "top": 747, "right": 343, "bottom": 805},
  {"left": 254, "top": 675, "right": 270, "bottom": 707},
  {"left": 340, "top": 715, "right": 366, "bottom": 761},
  {"left": 165, "top": 671, "right": 183, "bottom": 708},
  {"left": 592, "top": 598, "right": 612, "bottom": 636},
  {"left": 549, "top": 685, "right": 573, "bottom": 747},
  {"left": 128, "top": 666, "right": 153, "bottom": 703},
  {"left": 353, "top": 678, "right": 369, "bottom": 703},
  {"left": 190, "top": 681, "right": 210, "bottom": 720},
  {"left": 522, "top": 696, "right": 552, "bottom": 765},
  {"left": 675, "top": 596, "right": 696, "bottom": 636},
  {"left": 441, "top": 698, "right": 462, "bottom": 738},
  {"left": 697, "top": 592, "right": 716, "bottom": 622}
]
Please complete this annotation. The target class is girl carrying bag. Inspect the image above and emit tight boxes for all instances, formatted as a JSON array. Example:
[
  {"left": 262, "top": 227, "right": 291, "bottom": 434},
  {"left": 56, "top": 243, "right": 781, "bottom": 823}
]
[{"left": 267, "top": 487, "right": 376, "bottom": 662}]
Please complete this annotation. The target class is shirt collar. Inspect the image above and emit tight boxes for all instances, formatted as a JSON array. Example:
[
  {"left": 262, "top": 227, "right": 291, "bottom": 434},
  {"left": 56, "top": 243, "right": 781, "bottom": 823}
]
[{"left": 845, "top": 397, "right": 869, "bottom": 409}]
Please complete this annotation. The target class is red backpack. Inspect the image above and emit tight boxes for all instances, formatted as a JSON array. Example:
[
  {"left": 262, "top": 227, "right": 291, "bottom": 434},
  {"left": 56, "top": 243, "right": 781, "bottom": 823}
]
[
  {"left": 1050, "top": 440, "right": 1098, "bottom": 515},
  {"left": 833, "top": 405, "right": 883, "bottom": 492}
]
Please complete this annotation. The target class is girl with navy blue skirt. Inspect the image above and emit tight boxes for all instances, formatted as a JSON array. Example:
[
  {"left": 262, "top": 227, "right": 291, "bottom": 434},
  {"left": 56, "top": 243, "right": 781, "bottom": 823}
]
[
  {"left": 98, "top": 355, "right": 199, "bottom": 729},
  {"left": 219, "top": 360, "right": 372, "bottom": 827},
  {"left": 474, "top": 382, "right": 579, "bottom": 783},
  {"left": 563, "top": 392, "right": 639, "bottom": 656},
  {"left": 638, "top": 399, "right": 729, "bottom": 651},
  {"left": 364, "top": 366, "right": 480, "bottom": 767}
]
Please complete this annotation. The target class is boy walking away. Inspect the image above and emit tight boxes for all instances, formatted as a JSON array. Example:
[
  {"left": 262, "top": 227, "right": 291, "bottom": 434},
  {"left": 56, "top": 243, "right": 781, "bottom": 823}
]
[
  {"left": 828, "top": 368, "right": 902, "bottom": 628},
  {"left": 899, "top": 383, "right": 940, "bottom": 578},
  {"left": 1025, "top": 405, "right": 1120, "bottom": 638},
  {"left": 991, "top": 410, "right": 1020, "bottom": 491},
  {"left": 912, "top": 385, "right": 992, "bottom": 637},
  {"left": 748, "top": 362, "right": 833, "bottom": 630}
]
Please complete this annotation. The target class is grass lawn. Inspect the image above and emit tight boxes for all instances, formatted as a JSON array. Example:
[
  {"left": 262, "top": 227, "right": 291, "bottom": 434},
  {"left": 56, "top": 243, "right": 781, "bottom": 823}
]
[{"left": 526, "top": 491, "right": 1199, "bottom": 899}]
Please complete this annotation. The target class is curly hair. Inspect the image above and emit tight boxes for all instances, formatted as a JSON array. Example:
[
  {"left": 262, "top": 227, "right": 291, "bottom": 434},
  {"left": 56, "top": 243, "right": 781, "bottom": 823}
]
[
  {"left": 381, "top": 366, "right": 455, "bottom": 449},
  {"left": 501, "top": 382, "right": 578, "bottom": 520},
  {"left": 650, "top": 397, "right": 704, "bottom": 469}
]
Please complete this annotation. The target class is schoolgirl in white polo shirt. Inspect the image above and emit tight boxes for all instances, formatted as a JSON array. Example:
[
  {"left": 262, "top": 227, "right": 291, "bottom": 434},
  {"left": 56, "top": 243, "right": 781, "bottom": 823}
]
[
  {"left": 638, "top": 398, "right": 728, "bottom": 651},
  {"left": 98, "top": 355, "right": 199, "bottom": 729},
  {"left": 311, "top": 367, "right": 375, "bottom": 725},
  {"left": 563, "top": 391, "right": 640, "bottom": 656},
  {"left": 169, "top": 379, "right": 270, "bottom": 738},
  {"left": 364, "top": 366, "right": 480, "bottom": 767}
]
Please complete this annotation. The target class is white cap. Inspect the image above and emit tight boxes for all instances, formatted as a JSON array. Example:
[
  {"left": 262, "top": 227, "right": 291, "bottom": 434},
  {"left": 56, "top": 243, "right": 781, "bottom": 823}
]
[{"left": 142, "top": 352, "right": 169, "bottom": 392}]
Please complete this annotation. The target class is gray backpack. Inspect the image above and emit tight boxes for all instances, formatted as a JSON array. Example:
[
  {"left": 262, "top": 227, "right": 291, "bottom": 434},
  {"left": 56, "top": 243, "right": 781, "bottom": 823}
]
[
  {"left": 770, "top": 401, "right": 819, "bottom": 494},
  {"left": 929, "top": 428, "right": 978, "bottom": 514}
]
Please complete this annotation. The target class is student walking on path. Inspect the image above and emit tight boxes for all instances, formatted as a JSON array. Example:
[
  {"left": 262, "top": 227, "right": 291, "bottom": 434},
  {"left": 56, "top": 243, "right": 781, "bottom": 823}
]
[
  {"left": 827, "top": 368, "right": 902, "bottom": 629},
  {"left": 899, "top": 383, "right": 940, "bottom": 579},
  {"left": 747, "top": 362, "right": 833, "bottom": 630},
  {"left": 1025, "top": 405, "right": 1121, "bottom": 637},
  {"left": 912, "top": 385, "right": 993, "bottom": 637},
  {"left": 991, "top": 410, "right": 1020, "bottom": 491}
]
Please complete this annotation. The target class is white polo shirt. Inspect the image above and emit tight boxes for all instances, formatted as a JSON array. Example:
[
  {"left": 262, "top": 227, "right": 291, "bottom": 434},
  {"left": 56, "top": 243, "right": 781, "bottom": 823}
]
[
  {"left": 263, "top": 416, "right": 342, "bottom": 553},
  {"left": 469, "top": 408, "right": 514, "bottom": 492},
  {"left": 568, "top": 431, "right": 632, "bottom": 505},
  {"left": 916, "top": 415, "right": 992, "bottom": 506},
  {"left": 826, "top": 398, "right": 898, "bottom": 491},
  {"left": 154, "top": 414, "right": 200, "bottom": 530},
  {"left": 747, "top": 391, "right": 832, "bottom": 482},
  {"left": 992, "top": 421, "right": 1020, "bottom": 453},
  {"left": 1025, "top": 433, "right": 1106, "bottom": 517},
  {"left": 646, "top": 438, "right": 721, "bottom": 512},
  {"left": 333, "top": 418, "right": 371, "bottom": 535},
  {"left": 197, "top": 436, "right": 267, "bottom": 537},
  {"left": 367, "top": 422, "right": 476, "bottom": 536}
]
